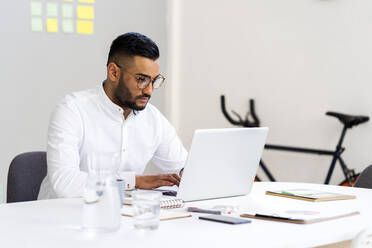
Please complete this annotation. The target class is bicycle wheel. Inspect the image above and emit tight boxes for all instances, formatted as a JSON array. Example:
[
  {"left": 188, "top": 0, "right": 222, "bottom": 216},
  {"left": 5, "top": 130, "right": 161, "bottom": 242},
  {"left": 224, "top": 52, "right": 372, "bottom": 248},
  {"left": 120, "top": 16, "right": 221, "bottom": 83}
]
[{"left": 338, "top": 173, "right": 360, "bottom": 187}]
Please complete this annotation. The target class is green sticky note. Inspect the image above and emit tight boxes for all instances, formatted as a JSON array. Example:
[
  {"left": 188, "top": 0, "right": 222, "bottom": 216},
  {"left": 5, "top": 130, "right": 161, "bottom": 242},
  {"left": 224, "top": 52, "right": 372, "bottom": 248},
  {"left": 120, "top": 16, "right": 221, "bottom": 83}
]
[
  {"left": 47, "top": 3, "right": 58, "bottom": 17},
  {"left": 31, "top": 2, "right": 42, "bottom": 16},
  {"left": 62, "top": 4, "right": 73, "bottom": 18},
  {"left": 31, "top": 17, "right": 43, "bottom": 32},
  {"left": 62, "top": 19, "right": 74, "bottom": 33}
]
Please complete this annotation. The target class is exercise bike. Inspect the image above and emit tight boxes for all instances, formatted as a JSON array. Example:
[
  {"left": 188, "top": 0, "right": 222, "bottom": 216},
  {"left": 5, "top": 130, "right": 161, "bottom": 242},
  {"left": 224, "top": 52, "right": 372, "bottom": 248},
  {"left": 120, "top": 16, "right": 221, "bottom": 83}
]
[{"left": 220, "top": 95, "right": 369, "bottom": 186}]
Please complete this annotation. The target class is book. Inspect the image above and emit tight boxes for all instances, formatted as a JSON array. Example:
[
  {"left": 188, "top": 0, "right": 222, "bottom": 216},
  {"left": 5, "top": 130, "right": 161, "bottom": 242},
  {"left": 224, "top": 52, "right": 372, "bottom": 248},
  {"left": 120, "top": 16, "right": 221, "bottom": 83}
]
[
  {"left": 123, "top": 196, "right": 184, "bottom": 209},
  {"left": 265, "top": 189, "right": 356, "bottom": 202},
  {"left": 240, "top": 210, "right": 360, "bottom": 224},
  {"left": 121, "top": 206, "right": 192, "bottom": 221}
]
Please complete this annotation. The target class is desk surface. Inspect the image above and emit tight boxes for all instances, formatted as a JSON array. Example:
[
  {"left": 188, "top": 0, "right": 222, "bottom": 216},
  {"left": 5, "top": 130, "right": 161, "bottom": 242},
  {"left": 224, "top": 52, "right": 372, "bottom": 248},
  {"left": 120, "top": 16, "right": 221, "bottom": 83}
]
[{"left": 1, "top": 182, "right": 371, "bottom": 248}]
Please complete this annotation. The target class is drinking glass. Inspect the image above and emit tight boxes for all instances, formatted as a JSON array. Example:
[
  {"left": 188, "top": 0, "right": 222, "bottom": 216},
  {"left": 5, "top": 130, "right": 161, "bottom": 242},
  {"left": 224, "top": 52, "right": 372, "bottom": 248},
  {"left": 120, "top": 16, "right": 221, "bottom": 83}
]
[
  {"left": 132, "top": 191, "right": 162, "bottom": 230},
  {"left": 82, "top": 152, "right": 121, "bottom": 232}
]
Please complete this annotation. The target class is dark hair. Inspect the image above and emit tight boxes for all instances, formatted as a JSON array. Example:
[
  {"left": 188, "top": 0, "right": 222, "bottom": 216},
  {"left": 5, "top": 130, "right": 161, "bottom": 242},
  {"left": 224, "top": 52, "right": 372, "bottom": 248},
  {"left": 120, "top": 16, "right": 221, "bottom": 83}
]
[{"left": 107, "top": 32, "right": 160, "bottom": 66}]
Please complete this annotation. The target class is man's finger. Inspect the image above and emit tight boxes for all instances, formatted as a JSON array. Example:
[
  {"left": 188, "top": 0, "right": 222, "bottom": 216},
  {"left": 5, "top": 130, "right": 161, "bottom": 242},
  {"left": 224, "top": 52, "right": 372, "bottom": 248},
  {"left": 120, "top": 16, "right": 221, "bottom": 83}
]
[
  {"left": 172, "top": 173, "right": 181, "bottom": 181},
  {"left": 170, "top": 174, "right": 181, "bottom": 185},
  {"left": 154, "top": 180, "right": 175, "bottom": 188},
  {"left": 160, "top": 174, "right": 180, "bottom": 186}
]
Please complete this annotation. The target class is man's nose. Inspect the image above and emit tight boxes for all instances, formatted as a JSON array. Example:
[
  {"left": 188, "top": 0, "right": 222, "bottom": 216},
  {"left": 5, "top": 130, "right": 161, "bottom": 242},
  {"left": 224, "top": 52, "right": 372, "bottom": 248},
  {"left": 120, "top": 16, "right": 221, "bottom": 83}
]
[{"left": 142, "top": 82, "right": 153, "bottom": 95}]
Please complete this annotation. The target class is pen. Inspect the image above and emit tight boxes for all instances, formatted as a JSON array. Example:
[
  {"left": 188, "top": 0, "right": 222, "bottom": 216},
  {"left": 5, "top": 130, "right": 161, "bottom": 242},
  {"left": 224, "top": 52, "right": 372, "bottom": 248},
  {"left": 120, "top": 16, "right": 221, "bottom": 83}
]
[{"left": 186, "top": 207, "right": 222, "bottom": 215}]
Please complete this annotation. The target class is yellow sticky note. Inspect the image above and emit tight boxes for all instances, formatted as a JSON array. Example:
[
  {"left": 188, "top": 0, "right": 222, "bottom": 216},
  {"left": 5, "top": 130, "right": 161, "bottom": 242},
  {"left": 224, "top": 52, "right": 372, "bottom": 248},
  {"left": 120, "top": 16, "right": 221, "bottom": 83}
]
[
  {"left": 31, "top": 17, "right": 43, "bottom": 32},
  {"left": 78, "top": 0, "right": 94, "bottom": 3},
  {"left": 46, "top": 18, "right": 58, "bottom": 33},
  {"left": 77, "top": 6, "right": 94, "bottom": 20},
  {"left": 31, "top": 2, "right": 42, "bottom": 16},
  {"left": 77, "top": 20, "right": 93, "bottom": 34}
]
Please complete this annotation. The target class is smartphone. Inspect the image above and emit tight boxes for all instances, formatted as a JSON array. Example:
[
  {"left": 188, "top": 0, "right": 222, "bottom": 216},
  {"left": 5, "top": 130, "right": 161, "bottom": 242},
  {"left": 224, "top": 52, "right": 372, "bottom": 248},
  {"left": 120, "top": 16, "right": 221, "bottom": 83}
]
[{"left": 199, "top": 215, "right": 251, "bottom": 225}]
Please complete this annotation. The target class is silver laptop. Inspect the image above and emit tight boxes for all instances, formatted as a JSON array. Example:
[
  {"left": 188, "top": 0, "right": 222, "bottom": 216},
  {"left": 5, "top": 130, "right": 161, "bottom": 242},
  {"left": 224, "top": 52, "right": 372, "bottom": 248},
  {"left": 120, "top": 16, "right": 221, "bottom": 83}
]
[{"left": 176, "top": 127, "right": 268, "bottom": 202}]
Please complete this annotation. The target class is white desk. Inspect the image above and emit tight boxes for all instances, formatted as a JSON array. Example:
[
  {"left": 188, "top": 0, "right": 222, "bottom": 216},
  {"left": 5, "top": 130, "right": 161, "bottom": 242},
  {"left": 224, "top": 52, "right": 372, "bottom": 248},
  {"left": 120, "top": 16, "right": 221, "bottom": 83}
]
[{"left": 0, "top": 182, "right": 371, "bottom": 248}]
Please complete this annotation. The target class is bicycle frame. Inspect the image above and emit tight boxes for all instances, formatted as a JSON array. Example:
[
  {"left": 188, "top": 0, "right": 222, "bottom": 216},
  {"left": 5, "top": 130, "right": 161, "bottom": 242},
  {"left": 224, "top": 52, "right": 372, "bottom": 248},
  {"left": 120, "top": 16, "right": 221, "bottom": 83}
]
[
  {"left": 262, "top": 124, "right": 352, "bottom": 185},
  {"left": 220, "top": 95, "right": 360, "bottom": 186}
]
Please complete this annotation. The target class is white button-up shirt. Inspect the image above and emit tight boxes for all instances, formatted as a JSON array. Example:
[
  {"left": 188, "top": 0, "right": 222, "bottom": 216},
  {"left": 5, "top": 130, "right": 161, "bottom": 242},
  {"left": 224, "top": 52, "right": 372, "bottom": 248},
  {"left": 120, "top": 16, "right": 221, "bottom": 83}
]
[{"left": 38, "top": 84, "right": 187, "bottom": 199}]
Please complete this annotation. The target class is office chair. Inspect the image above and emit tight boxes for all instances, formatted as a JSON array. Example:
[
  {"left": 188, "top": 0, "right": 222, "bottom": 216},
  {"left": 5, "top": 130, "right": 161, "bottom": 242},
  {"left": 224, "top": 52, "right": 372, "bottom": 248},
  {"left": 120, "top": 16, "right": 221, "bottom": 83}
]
[
  {"left": 7, "top": 151, "right": 47, "bottom": 203},
  {"left": 354, "top": 164, "right": 372, "bottom": 189}
]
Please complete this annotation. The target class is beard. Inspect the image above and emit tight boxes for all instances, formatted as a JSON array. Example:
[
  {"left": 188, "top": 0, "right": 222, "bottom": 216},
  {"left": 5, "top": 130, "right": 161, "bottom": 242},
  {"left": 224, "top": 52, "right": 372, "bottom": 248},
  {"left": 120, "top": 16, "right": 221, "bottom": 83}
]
[{"left": 113, "top": 75, "right": 151, "bottom": 111}]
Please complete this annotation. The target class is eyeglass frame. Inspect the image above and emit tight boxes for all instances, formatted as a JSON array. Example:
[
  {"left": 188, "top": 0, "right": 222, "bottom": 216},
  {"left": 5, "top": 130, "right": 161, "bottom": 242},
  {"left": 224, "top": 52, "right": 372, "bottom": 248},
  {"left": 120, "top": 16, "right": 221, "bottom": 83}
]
[{"left": 112, "top": 62, "right": 165, "bottom": 90}]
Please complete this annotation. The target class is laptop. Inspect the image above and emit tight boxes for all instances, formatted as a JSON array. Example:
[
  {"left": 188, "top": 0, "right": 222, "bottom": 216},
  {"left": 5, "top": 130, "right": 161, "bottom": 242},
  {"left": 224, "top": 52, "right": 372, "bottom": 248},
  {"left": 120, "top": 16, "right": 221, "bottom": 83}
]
[{"left": 175, "top": 127, "right": 268, "bottom": 202}]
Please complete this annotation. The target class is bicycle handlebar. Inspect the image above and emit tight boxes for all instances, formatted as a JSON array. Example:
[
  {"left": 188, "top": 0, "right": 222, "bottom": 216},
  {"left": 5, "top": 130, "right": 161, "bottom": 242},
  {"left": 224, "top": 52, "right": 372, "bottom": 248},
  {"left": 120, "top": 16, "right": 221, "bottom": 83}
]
[
  {"left": 220, "top": 95, "right": 260, "bottom": 127},
  {"left": 249, "top": 98, "right": 260, "bottom": 127}
]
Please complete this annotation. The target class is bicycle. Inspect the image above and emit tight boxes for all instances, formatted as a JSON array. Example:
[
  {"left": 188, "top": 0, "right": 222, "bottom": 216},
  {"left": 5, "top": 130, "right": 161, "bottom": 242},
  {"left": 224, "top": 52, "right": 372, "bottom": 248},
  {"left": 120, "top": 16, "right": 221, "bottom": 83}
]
[{"left": 220, "top": 95, "right": 370, "bottom": 186}]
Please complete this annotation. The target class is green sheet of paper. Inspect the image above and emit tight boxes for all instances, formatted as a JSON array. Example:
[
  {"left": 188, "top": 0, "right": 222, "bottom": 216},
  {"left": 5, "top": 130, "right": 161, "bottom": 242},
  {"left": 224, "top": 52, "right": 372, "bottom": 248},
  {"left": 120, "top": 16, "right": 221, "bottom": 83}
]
[
  {"left": 31, "top": 17, "right": 43, "bottom": 32},
  {"left": 46, "top": 3, "right": 58, "bottom": 17},
  {"left": 62, "top": 4, "right": 73, "bottom": 18},
  {"left": 62, "top": 20, "right": 74, "bottom": 33},
  {"left": 31, "top": 2, "right": 42, "bottom": 16}
]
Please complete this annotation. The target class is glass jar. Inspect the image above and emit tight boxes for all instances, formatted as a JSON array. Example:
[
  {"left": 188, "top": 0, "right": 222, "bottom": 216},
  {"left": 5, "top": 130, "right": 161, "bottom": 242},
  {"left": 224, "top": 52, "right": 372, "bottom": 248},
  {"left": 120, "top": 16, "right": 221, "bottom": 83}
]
[{"left": 81, "top": 152, "right": 121, "bottom": 232}]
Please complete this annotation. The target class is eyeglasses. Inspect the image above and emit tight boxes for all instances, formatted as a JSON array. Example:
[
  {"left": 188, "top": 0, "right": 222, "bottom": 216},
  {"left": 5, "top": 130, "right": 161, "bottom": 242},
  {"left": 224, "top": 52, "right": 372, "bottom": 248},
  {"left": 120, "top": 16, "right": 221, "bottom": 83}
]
[{"left": 114, "top": 62, "right": 165, "bottom": 90}]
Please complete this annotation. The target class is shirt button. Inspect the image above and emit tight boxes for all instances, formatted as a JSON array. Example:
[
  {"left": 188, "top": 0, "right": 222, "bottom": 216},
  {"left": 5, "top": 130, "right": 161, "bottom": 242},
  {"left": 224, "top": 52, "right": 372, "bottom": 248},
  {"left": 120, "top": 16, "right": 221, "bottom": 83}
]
[
  {"left": 122, "top": 148, "right": 126, "bottom": 152},
  {"left": 118, "top": 108, "right": 122, "bottom": 112}
]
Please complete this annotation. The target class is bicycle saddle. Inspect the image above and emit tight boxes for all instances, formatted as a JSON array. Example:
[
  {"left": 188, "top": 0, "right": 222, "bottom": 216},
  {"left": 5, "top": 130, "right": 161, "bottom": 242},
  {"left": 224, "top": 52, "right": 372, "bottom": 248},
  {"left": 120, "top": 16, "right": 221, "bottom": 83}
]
[{"left": 326, "top": 111, "right": 369, "bottom": 128}]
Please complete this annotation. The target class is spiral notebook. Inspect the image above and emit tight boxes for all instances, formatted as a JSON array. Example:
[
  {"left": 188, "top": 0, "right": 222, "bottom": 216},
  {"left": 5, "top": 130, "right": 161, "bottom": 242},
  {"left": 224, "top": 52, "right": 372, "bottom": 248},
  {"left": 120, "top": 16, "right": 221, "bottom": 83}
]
[
  {"left": 161, "top": 197, "right": 185, "bottom": 209},
  {"left": 123, "top": 196, "right": 184, "bottom": 209}
]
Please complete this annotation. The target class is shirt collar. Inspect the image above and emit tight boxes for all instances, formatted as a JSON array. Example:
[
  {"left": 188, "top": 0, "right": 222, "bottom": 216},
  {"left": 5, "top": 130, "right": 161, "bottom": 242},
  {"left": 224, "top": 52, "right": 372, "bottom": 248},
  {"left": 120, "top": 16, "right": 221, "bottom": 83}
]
[
  {"left": 98, "top": 81, "right": 139, "bottom": 119},
  {"left": 98, "top": 81, "right": 126, "bottom": 118}
]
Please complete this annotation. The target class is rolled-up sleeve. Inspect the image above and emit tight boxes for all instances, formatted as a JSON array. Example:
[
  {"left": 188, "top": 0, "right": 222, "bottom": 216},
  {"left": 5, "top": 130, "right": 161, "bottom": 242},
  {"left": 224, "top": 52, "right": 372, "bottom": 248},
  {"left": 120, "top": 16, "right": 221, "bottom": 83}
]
[
  {"left": 47, "top": 97, "right": 87, "bottom": 198},
  {"left": 151, "top": 114, "right": 187, "bottom": 173}
]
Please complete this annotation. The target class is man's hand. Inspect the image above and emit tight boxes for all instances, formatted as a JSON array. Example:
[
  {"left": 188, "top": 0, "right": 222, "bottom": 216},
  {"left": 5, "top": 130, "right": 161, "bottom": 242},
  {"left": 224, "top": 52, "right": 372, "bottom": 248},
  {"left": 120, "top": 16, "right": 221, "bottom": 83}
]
[{"left": 135, "top": 174, "right": 181, "bottom": 189}]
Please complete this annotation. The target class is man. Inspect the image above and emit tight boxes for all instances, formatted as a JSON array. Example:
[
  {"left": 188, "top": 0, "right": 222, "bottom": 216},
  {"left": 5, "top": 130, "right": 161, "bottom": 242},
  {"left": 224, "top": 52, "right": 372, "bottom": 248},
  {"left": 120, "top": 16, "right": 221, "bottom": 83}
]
[{"left": 38, "top": 32, "right": 187, "bottom": 199}]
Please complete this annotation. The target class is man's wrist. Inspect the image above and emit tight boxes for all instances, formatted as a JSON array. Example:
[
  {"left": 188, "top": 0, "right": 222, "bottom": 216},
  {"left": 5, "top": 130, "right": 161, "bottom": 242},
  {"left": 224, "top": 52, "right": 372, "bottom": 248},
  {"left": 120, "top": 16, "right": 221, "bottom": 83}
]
[{"left": 135, "top": 175, "right": 141, "bottom": 188}]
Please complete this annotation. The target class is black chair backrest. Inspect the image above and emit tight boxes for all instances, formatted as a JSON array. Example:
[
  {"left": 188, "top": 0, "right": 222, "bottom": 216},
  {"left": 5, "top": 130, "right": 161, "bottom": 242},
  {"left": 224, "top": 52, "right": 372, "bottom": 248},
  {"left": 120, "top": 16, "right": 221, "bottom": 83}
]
[
  {"left": 354, "top": 165, "right": 372, "bottom": 189},
  {"left": 7, "top": 152, "right": 47, "bottom": 203}
]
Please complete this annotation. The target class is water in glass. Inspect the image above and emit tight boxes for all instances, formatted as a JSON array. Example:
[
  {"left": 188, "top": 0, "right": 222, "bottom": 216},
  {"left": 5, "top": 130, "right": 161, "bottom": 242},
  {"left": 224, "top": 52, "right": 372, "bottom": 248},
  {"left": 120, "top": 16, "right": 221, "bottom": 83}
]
[
  {"left": 82, "top": 152, "right": 121, "bottom": 232},
  {"left": 132, "top": 191, "right": 161, "bottom": 230}
]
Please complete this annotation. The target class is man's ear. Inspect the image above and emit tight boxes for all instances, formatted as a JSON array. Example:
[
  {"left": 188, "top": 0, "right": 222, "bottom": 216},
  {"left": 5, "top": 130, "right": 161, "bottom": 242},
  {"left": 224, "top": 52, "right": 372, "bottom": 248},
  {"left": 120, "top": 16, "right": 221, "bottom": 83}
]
[{"left": 107, "top": 62, "right": 120, "bottom": 82}]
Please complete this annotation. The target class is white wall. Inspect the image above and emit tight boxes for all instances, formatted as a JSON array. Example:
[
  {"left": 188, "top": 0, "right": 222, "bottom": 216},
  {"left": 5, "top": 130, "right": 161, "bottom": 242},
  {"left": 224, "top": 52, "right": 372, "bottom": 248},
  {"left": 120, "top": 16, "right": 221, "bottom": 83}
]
[
  {"left": 2, "top": 0, "right": 372, "bottom": 202},
  {"left": 0, "top": 0, "right": 169, "bottom": 201},
  {"left": 170, "top": 0, "right": 372, "bottom": 185}
]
